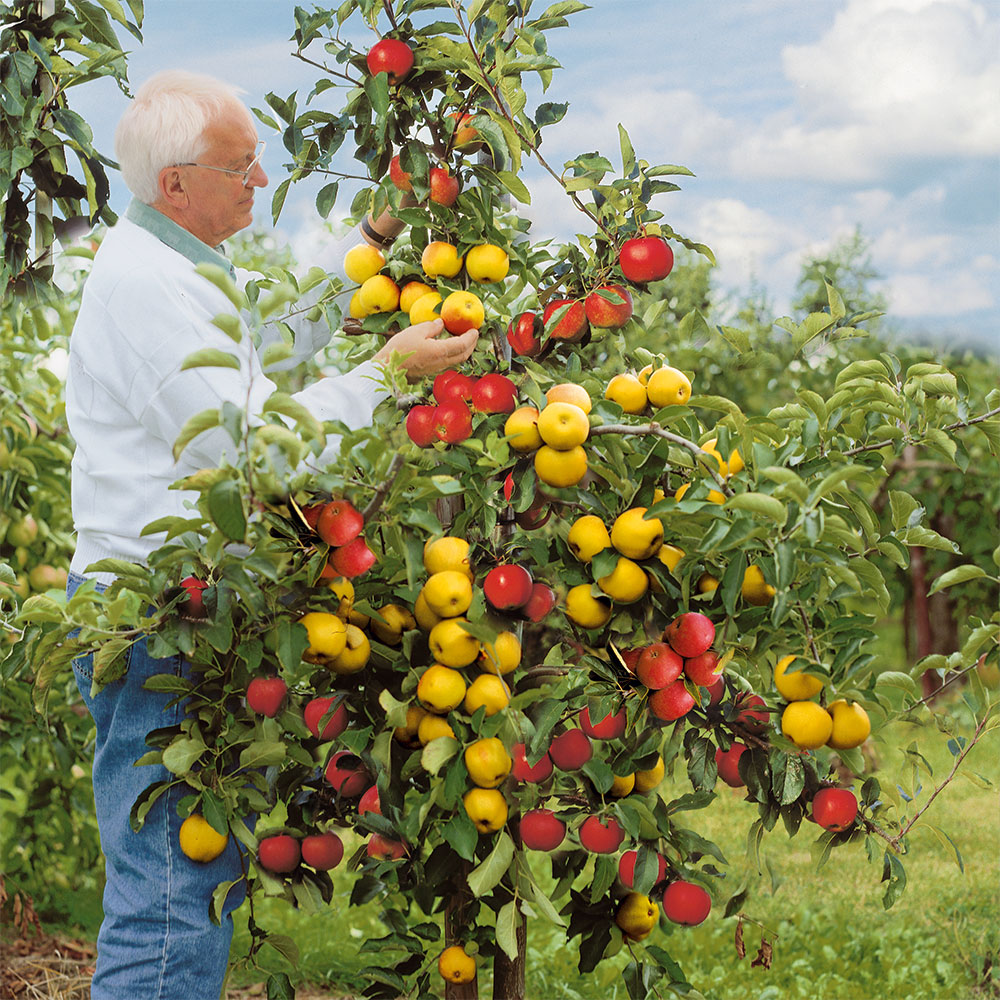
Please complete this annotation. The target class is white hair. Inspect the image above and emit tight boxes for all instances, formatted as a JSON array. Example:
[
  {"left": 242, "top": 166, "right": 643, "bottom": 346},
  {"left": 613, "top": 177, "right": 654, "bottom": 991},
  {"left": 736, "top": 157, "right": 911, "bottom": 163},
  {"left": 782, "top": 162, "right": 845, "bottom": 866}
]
[{"left": 116, "top": 70, "right": 251, "bottom": 204}]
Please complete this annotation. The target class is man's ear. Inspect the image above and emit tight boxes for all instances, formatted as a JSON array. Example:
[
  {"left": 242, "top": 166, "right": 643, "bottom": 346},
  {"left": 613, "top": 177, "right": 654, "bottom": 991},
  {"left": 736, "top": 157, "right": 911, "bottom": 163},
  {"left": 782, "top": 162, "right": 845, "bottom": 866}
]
[{"left": 158, "top": 166, "right": 189, "bottom": 209}]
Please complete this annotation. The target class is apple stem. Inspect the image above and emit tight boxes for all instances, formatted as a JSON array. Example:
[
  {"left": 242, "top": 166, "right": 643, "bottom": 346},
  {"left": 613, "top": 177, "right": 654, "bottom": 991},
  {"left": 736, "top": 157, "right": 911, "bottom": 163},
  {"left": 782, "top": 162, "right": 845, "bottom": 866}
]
[{"left": 795, "top": 603, "right": 824, "bottom": 668}]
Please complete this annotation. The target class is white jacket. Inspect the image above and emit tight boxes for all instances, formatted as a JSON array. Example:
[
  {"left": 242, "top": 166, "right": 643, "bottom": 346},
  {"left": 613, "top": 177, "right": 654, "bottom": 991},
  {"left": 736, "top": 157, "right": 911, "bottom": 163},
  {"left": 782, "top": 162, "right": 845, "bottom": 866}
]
[{"left": 66, "top": 204, "right": 387, "bottom": 580}]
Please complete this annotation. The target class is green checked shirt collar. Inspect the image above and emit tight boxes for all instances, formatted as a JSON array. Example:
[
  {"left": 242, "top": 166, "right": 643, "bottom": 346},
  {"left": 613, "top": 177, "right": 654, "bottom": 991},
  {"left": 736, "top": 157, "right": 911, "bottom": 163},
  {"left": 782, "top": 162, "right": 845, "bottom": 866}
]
[{"left": 125, "top": 198, "right": 235, "bottom": 279}]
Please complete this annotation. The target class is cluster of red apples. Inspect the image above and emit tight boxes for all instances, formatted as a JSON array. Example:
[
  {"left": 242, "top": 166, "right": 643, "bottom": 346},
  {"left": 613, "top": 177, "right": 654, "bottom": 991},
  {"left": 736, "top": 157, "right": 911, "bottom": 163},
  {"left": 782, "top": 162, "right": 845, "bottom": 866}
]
[
  {"left": 301, "top": 498, "right": 376, "bottom": 579},
  {"left": 483, "top": 562, "right": 557, "bottom": 624},
  {"left": 406, "top": 369, "right": 518, "bottom": 446}
]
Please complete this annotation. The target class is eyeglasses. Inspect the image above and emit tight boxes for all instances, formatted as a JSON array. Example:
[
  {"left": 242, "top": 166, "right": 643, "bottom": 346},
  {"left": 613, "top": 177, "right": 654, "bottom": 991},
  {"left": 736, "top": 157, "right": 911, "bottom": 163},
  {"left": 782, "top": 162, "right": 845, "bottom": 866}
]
[{"left": 174, "top": 140, "right": 266, "bottom": 187}]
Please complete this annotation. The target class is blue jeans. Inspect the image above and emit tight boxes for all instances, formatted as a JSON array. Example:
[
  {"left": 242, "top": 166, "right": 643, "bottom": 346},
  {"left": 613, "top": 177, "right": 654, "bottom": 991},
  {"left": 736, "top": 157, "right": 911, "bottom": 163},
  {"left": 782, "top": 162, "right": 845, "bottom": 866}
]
[{"left": 69, "top": 572, "right": 245, "bottom": 1000}]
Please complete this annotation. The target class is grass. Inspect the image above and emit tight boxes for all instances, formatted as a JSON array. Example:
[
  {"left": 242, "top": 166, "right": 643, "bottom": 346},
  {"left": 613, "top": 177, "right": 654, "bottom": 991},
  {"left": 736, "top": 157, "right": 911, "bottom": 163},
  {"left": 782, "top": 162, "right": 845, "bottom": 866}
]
[{"left": 226, "top": 704, "right": 1000, "bottom": 1000}]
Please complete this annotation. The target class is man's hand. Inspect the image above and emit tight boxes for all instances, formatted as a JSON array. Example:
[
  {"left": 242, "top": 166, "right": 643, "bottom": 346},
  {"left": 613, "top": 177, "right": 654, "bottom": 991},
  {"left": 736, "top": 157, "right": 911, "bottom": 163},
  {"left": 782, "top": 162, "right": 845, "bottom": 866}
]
[{"left": 373, "top": 319, "right": 479, "bottom": 379}]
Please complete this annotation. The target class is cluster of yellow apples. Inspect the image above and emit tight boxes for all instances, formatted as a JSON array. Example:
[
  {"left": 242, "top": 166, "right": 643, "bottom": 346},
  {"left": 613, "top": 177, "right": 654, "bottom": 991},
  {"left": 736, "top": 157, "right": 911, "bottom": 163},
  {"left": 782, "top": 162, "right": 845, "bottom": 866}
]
[
  {"left": 775, "top": 654, "right": 872, "bottom": 751},
  {"left": 674, "top": 436, "right": 745, "bottom": 505},
  {"left": 563, "top": 506, "right": 680, "bottom": 627},
  {"left": 604, "top": 363, "right": 693, "bottom": 414},
  {"left": 503, "top": 382, "right": 592, "bottom": 488},
  {"left": 298, "top": 575, "right": 373, "bottom": 675}
]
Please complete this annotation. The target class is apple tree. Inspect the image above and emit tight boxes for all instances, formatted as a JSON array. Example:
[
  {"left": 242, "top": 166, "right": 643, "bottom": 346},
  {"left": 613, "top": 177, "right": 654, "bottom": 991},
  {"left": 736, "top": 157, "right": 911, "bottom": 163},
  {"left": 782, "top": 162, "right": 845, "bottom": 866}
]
[{"left": 15, "top": 2, "right": 1000, "bottom": 999}]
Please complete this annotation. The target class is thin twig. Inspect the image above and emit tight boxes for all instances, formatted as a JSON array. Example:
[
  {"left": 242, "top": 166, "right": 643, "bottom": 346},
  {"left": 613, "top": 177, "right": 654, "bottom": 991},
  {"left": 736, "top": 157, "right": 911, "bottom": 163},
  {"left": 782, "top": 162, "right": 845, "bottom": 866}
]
[
  {"left": 362, "top": 452, "right": 406, "bottom": 522},
  {"left": 844, "top": 406, "right": 1000, "bottom": 457}
]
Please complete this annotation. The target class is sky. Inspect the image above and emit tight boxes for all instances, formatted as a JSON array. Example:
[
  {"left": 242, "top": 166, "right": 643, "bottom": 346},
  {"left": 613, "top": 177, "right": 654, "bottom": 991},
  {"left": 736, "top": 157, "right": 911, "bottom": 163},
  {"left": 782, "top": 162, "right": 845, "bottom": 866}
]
[{"left": 67, "top": 0, "right": 999, "bottom": 350}]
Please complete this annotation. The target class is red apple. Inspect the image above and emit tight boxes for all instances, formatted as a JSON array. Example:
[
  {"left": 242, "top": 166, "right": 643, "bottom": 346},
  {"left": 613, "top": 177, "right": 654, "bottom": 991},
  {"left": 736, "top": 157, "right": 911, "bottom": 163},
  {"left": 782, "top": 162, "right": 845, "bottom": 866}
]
[
  {"left": 429, "top": 166, "right": 459, "bottom": 206},
  {"left": 511, "top": 742, "right": 554, "bottom": 782},
  {"left": 304, "top": 695, "right": 348, "bottom": 740},
  {"left": 620, "top": 647, "right": 642, "bottom": 674},
  {"left": 578, "top": 814, "right": 625, "bottom": 854},
  {"left": 247, "top": 676, "right": 287, "bottom": 718},
  {"left": 433, "top": 370, "right": 476, "bottom": 405},
  {"left": 389, "top": 154, "right": 412, "bottom": 191},
  {"left": 618, "top": 848, "right": 668, "bottom": 889},
  {"left": 301, "top": 831, "right": 344, "bottom": 870},
  {"left": 325, "top": 751, "right": 370, "bottom": 797},
  {"left": 366, "top": 38, "right": 414, "bottom": 84},
  {"left": 448, "top": 112, "right": 482, "bottom": 151},
  {"left": 514, "top": 496, "right": 552, "bottom": 532},
  {"left": 684, "top": 650, "right": 722, "bottom": 687},
  {"left": 483, "top": 564, "right": 534, "bottom": 611},
  {"left": 506, "top": 311, "right": 543, "bottom": 357},
  {"left": 704, "top": 675, "right": 726, "bottom": 707},
  {"left": 520, "top": 582, "right": 557, "bottom": 622},
  {"left": 662, "top": 880, "right": 711, "bottom": 925},
  {"left": 636, "top": 643, "right": 684, "bottom": 690},
  {"left": 549, "top": 728, "right": 593, "bottom": 771},
  {"left": 619, "top": 236, "right": 674, "bottom": 284},
  {"left": 258, "top": 834, "right": 300, "bottom": 874},
  {"left": 648, "top": 680, "right": 696, "bottom": 722},
  {"left": 542, "top": 298, "right": 588, "bottom": 342},
  {"left": 734, "top": 693, "right": 769, "bottom": 733},
  {"left": 519, "top": 809, "right": 566, "bottom": 851},
  {"left": 317, "top": 499, "right": 364, "bottom": 547},
  {"left": 471, "top": 373, "right": 518, "bottom": 414},
  {"left": 584, "top": 285, "right": 632, "bottom": 329},
  {"left": 715, "top": 742, "right": 748, "bottom": 788},
  {"left": 301, "top": 504, "right": 324, "bottom": 530},
  {"left": 812, "top": 787, "right": 858, "bottom": 832},
  {"left": 329, "top": 536, "right": 377, "bottom": 578},
  {"left": 578, "top": 705, "right": 627, "bottom": 740},
  {"left": 358, "top": 784, "right": 381, "bottom": 816},
  {"left": 180, "top": 576, "right": 208, "bottom": 618},
  {"left": 406, "top": 404, "right": 438, "bottom": 447},
  {"left": 367, "top": 833, "right": 407, "bottom": 860},
  {"left": 433, "top": 400, "right": 473, "bottom": 444},
  {"left": 663, "top": 612, "right": 715, "bottom": 658}
]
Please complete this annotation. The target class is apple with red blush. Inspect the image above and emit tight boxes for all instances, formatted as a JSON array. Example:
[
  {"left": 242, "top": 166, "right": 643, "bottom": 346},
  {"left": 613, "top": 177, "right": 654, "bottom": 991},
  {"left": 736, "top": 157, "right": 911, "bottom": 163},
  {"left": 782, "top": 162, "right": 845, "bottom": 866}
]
[
  {"left": 317, "top": 499, "right": 364, "bottom": 547},
  {"left": 648, "top": 680, "right": 696, "bottom": 722},
  {"left": 579, "top": 705, "right": 626, "bottom": 740},
  {"left": 358, "top": 784, "right": 381, "bottom": 816},
  {"left": 325, "top": 751, "right": 370, "bottom": 797},
  {"left": 304, "top": 695, "right": 348, "bottom": 740},
  {"left": 510, "top": 742, "right": 554, "bottom": 782},
  {"left": 433, "top": 399, "right": 473, "bottom": 444},
  {"left": 549, "top": 728, "right": 593, "bottom": 771},
  {"left": 636, "top": 642, "right": 684, "bottom": 689},
  {"left": 367, "top": 834, "right": 407, "bottom": 860},
  {"left": 663, "top": 612, "right": 715, "bottom": 658},
  {"left": 483, "top": 564, "right": 534, "bottom": 611},
  {"left": 506, "top": 311, "right": 543, "bottom": 357},
  {"left": 365, "top": 38, "right": 414, "bottom": 84},
  {"left": 618, "top": 848, "right": 668, "bottom": 889},
  {"left": 662, "top": 880, "right": 711, "bottom": 925},
  {"left": 406, "top": 405, "right": 438, "bottom": 447},
  {"left": 519, "top": 809, "right": 566, "bottom": 851},
  {"left": 520, "top": 582, "right": 557, "bottom": 622},
  {"left": 619, "top": 235, "right": 674, "bottom": 284},
  {"left": 714, "top": 742, "right": 748, "bottom": 788},
  {"left": 329, "top": 536, "right": 377, "bottom": 579},
  {"left": 471, "top": 373, "right": 518, "bottom": 414},
  {"left": 578, "top": 814, "right": 625, "bottom": 854},
  {"left": 301, "top": 831, "right": 344, "bottom": 870},
  {"left": 811, "top": 787, "right": 858, "bottom": 832},
  {"left": 247, "top": 676, "right": 287, "bottom": 718},
  {"left": 179, "top": 576, "right": 208, "bottom": 618},
  {"left": 584, "top": 285, "right": 632, "bottom": 329},
  {"left": 542, "top": 298, "right": 588, "bottom": 342},
  {"left": 684, "top": 650, "right": 722, "bottom": 687},
  {"left": 258, "top": 834, "right": 300, "bottom": 874}
]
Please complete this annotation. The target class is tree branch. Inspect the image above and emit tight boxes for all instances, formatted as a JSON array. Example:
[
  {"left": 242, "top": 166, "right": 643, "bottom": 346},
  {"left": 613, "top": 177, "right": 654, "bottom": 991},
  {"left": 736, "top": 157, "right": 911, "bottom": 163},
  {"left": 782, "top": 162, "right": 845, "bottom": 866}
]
[{"left": 844, "top": 406, "right": 1000, "bottom": 457}]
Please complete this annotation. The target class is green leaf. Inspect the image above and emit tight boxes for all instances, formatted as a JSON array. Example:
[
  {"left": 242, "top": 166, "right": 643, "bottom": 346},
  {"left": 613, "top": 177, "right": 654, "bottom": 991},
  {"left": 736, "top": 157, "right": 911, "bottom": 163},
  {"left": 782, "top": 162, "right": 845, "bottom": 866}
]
[
  {"left": 495, "top": 169, "right": 531, "bottom": 204},
  {"left": 208, "top": 479, "right": 247, "bottom": 542},
  {"left": 162, "top": 737, "right": 206, "bottom": 774},
  {"left": 172, "top": 408, "right": 222, "bottom": 461},
  {"left": 928, "top": 564, "right": 989, "bottom": 595},
  {"left": 725, "top": 493, "right": 787, "bottom": 526},
  {"left": 876, "top": 671, "right": 917, "bottom": 695},
  {"left": 496, "top": 900, "right": 519, "bottom": 961},
  {"left": 239, "top": 740, "right": 286, "bottom": 769},
  {"left": 421, "top": 736, "right": 459, "bottom": 775},
  {"left": 468, "top": 831, "right": 515, "bottom": 896},
  {"left": 442, "top": 810, "right": 478, "bottom": 862},
  {"left": 194, "top": 263, "right": 247, "bottom": 311},
  {"left": 180, "top": 348, "right": 241, "bottom": 372}
]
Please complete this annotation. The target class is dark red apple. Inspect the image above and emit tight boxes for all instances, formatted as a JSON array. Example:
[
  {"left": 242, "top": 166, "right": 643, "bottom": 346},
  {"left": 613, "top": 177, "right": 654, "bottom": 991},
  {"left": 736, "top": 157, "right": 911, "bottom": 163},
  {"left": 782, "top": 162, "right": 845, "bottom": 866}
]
[
  {"left": 429, "top": 166, "right": 459, "bottom": 206},
  {"left": 520, "top": 582, "right": 557, "bottom": 622},
  {"left": 301, "top": 831, "right": 343, "bottom": 870},
  {"left": 358, "top": 784, "right": 381, "bottom": 816},
  {"left": 258, "top": 834, "right": 300, "bottom": 874},
  {"left": 247, "top": 676, "right": 287, "bottom": 718},
  {"left": 301, "top": 504, "right": 324, "bottom": 530},
  {"left": 304, "top": 695, "right": 348, "bottom": 740},
  {"left": 483, "top": 564, "right": 534, "bottom": 611},
  {"left": 365, "top": 38, "right": 414, "bottom": 84},
  {"left": 684, "top": 650, "right": 722, "bottom": 687},
  {"left": 433, "top": 370, "right": 476, "bottom": 405},
  {"left": 734, "top": 693, "right": 769, "bottom": 733},
  {"left": 366, "top": 833, "right": 407, "bottom": 860},
  {"left": 715, "top": 742, "right": 748, "bottom": 788},
  {"left": 704, "top": 675, "right": 726, "bottom": 707},
  {"left": 619, "top": 236, "right": 674, "bottom": 284},
  {"left": 636, "top": 643, "right": 684, "bottom": 690},
  {"left": 433, "top": 399, "right": 473, "bottom": 444},
  {"left": 406, "top": 404, "right": 438, "bottom": 447},
  {"left": 662, "top": 880, "right": 711, "bottom": 925},
  {"left": 542, "top": 298, "right": 588, "bottom": 342},
  {"left": 578, "top": 814, "right": 625, "bottom": 854},
  {"left": 506, "top": 311, "right": 543, "bottom": 357},
  {"left": 549, "top": 728, "right": 593, "bottom": 771},
  {"left": 325, "top": 751, "right": 370, "bottom": 797},
  {"left": 317, "top": 500, "right": 364, "bottom": 547},
  {"left": 578, "top": 705, "right": 627, "bottom": 740},
  {"left": 329, "top": 536, "right": 377, "bottom": 578},
  {"left": 519, "top": 809, "right": 566, "bottom": 851},
  {"left": 663, "top": 612, "right": 715, "bottom": 658},
  {"left": 511, "top": 742, "right": 554, "bottom": 782},
  {"left": 514, "top": 496, "right": 552, "bottom": 531},
  {"left": 471, "top": 373, "right": 518, "bottom": 414},
  {"left": 584, "top": 285, "right": 632, "bottom": 329},
  {"left": 180, "top": 576, "right": 208, "bottom": 618},
  {"left": 648, "top": 680, "right": 696, "bottom": 722},
  {"left": 811, "top": 787, "right": 858, "bottom": 832},
  {"left": 618, "top": 848, "right": 668, "bottom": 889}
]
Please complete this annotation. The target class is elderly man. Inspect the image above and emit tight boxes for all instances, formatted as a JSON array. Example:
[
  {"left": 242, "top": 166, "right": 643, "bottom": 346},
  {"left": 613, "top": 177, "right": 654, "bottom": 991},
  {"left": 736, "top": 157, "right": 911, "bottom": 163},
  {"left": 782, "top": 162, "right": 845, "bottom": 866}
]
[{"left": 65, "top": 70, "right": 476, "bottom": 999}]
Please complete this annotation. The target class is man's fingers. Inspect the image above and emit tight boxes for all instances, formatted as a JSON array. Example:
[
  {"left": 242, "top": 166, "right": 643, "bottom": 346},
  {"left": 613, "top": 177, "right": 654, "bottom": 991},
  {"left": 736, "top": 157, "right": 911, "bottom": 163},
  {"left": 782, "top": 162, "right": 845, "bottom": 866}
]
[{"left": 442, "top": 328, "right": 479, "bottom": 361}]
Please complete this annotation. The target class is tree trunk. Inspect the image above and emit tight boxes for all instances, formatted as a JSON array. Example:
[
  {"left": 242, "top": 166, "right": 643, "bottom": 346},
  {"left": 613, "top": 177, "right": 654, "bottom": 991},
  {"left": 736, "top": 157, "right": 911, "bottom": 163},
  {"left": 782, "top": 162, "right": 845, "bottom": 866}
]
[{"left": 492, "top": 909, "right": 526, "bottom": 1000}]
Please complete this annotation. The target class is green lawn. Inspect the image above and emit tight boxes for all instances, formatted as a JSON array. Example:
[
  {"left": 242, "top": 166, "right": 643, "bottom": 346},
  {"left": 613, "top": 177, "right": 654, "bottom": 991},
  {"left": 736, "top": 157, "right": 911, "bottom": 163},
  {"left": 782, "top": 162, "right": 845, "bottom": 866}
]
[{"left": 228, "top": 708, "right": 1000, "bottom": 1000}]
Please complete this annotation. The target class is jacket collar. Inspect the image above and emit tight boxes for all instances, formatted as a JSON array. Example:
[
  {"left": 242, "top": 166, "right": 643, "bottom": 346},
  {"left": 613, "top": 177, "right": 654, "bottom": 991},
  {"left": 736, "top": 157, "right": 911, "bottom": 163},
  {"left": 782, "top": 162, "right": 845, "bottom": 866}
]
[{"left": 124, "top": 199, "right": 235, "bottom": 278}]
